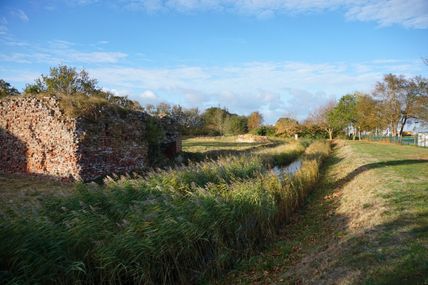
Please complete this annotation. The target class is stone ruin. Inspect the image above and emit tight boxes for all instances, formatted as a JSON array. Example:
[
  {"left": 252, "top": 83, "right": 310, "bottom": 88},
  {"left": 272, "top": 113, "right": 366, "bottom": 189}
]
[{"left": 0, "top": 96, "right": 181, "bottom": 181}]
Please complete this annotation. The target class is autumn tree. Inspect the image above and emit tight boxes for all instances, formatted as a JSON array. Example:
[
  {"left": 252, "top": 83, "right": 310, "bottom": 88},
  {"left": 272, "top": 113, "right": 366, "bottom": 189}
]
[
  {"left": 374, "top": 74, "right": 428, "bottom": 136},
  {"left": 373, "top": 74, "right": 405, "bottom": 136},
  {"left": 275, "top": 117, "right": 300, "bottom": 137},
  {"left": 305, "top": 101, "right": 337, "bottom": 140},
  {"left": 398, "top": 76, "right": 428, "bottom": 135},
  {"left": 247, "top": 111, "right": 263, "bottom": 131},
  {"left": 0, "top": 79, "right": 20, "bottom": 99},
  {"left": 354, "top": 93, "right": 381, "bottom": 139}
]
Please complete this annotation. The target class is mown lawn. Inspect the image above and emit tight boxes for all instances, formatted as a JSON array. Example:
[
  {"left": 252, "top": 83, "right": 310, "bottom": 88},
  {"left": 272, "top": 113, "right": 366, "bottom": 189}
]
[{"left": 224, "top": 141, "right": 428, "bottom": 284}]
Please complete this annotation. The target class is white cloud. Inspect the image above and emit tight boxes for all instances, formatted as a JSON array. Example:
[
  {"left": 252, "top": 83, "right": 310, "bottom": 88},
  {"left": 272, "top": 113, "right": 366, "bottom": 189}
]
[
  {"left": 2, "top": 58, "right": 426, "bottom": 123},
  {"left": 118, "top": 0, "right": 428, "bottom": 28},
  {"left": 85, "top": 59, "right": 426, "bottom": 122},
  {"left": 140, "top": 90, "right": 158, "bottom": 99},
  {"left": 11, "top": 9, "right": 29, "bottom": 22},
  {"left": 134, "top": 90, "right": 165, "bottom": 105},
  {"left": 346, "top": 0, "right": 428, "bottom": 29}
]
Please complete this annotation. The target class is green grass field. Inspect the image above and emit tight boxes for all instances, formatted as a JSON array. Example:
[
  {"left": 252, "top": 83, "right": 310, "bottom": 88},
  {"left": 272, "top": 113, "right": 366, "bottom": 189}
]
[{"left": 224, "top": 141, "right": 428, "bottom": 284}]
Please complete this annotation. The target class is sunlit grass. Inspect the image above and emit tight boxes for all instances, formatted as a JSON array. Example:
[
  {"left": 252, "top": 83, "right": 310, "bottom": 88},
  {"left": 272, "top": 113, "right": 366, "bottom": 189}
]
[{"left": 182, "top": 135, "right": 275, "bottom": 153}]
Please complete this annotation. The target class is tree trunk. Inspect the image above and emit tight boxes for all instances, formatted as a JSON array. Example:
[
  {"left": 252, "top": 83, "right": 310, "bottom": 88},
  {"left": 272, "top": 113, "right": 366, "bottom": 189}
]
[
  {"left": 391, "top": 122, "right": 397, "bottom": 136},
  {"left": 399, "top": 116, "right": 408, "bottom": 136},
  {"left": 328, "top": 129, "right": 333, "bottom": 140}
]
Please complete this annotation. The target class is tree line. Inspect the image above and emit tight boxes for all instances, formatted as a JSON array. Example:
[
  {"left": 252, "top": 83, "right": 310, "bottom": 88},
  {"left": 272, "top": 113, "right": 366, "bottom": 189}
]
[
  {"left": 304, "top": 74, "right": 428, "bottom": 139},
  {"left": 1, "top": 65, "right": 427, "bottom": 139}
]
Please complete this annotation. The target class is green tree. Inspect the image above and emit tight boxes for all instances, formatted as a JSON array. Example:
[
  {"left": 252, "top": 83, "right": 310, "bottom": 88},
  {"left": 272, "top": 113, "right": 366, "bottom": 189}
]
[
  {"left": 23, "top": 65, "right": 141, "bottom": 112},
  {"left": 333, "top": 94, "right": 357, "bottom": 139},
  {"left": 225, "top": 115, "right": 248, "bottom": 135},
  {"left": 326, "top": 105, "right": 348, "bottom": 139},
  {"left": 0, "top": 79, "right": 20, "bottom": 99},
  {"left": 168, "top": 104, "right": 204, "bottom": 135},
  {"left": 24, "top": 65, "right": 99, "bottom": 96},
  {"left": 203, "top": 107, "right": 230, "bottom": 135},
  {"left": 251, "top": 125, "right": 276, "bottom": 136}
]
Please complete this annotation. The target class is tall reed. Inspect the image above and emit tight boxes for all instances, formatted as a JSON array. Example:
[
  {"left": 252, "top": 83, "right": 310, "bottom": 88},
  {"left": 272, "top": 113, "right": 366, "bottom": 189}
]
[{"left": 0, "top": 141, "right": 329, "bottom": 284}]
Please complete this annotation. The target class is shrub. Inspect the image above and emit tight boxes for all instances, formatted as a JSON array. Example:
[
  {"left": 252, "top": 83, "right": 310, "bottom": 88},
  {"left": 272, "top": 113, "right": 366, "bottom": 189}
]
[{"left": 251, "top": 125, "right": 276, "bottom": 136}]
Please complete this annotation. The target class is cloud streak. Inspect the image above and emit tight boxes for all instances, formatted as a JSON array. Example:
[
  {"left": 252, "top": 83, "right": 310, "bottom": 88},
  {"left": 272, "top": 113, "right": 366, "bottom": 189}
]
[
  {"left": 117, "top": 0, "right": 428, "bottom": 28},
  {"left": 11, "top": 9, "right": 29, "bottom": 22},
  {"left": 0, "top": 39, "right": 127, "bottom": 64}
]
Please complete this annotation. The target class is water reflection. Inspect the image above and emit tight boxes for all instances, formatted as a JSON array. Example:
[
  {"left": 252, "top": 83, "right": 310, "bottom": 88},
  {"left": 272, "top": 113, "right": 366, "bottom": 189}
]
[{"left": 272, "top": 159, "right": 302, "bottom": 180}]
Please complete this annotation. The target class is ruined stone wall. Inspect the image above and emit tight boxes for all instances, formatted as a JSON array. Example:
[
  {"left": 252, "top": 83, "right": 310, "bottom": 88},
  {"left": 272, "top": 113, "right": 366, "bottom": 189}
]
[
  {"left": 76, "top": 109, "right": 148, "bottom": 181},
  {"left": 0, "top": 96, "right": 149, "bottom": 181},
  {"left": 0, "top": 95, "right": 187, "bottom": 181},
  {"left": 0, "top": 96, "right": 80, "bottom": 179}
]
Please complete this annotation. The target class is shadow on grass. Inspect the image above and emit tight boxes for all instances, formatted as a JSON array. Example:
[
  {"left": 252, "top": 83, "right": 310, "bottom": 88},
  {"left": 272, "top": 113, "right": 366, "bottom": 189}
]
[
  {"left": 324, "top": 211, "right": 428, "bottom": 285},
  {"left": 336, "top": 159, "right": 428, "bottom": 188}
]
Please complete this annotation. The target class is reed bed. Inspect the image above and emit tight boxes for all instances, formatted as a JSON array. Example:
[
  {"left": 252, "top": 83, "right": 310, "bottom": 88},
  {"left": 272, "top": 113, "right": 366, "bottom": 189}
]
[{"left": 0, "top": 141, "right": 329, "bottom": 284}]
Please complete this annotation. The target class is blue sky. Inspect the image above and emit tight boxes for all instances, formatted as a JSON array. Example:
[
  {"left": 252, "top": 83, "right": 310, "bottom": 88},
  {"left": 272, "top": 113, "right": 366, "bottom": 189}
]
[{"left": 1, "top": 0, "right": 428, "bottom": 123}]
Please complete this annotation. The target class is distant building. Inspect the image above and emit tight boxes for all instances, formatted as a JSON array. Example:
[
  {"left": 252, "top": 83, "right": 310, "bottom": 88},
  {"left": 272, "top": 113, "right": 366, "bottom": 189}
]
[{"left": 417, "top": 132, "right": 428, "bottom": 147}]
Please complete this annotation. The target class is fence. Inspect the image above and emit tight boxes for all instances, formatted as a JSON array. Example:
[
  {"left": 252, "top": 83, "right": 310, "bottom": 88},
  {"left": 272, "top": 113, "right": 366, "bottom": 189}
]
[{"left": 361, "top": 133, "right": 428, "bottom": 147}]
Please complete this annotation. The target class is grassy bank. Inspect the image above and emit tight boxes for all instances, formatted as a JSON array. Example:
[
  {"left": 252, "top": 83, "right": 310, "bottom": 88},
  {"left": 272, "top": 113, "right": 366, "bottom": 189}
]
[
  {"left": 225, "top": 141, "right": 428, "bottom": 284},
  {"left": 0, "top": 140, "right": 330, "bottom": 284}
]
